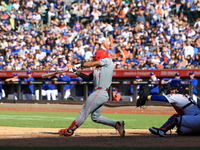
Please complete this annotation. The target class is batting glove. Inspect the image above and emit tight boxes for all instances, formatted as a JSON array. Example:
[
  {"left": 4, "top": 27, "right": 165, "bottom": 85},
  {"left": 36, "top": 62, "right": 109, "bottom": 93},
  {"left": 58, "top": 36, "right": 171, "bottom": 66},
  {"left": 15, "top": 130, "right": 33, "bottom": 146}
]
[
  {"left": 74, "top": 64, "right": 81, "bottom": 70},
  {"left": 68, "top": 67, "right": 77, "bottom": 74}
]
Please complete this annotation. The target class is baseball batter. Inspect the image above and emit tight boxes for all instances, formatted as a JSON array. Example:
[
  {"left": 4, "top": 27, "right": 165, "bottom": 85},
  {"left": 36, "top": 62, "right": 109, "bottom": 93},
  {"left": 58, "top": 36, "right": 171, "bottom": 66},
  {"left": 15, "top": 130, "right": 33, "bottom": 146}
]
[
  {"left": 59, "top": 49, "right": 125, "bottom": 137},
  {"left": 141, "top": 80, "right": 200, "bottom": 137}
]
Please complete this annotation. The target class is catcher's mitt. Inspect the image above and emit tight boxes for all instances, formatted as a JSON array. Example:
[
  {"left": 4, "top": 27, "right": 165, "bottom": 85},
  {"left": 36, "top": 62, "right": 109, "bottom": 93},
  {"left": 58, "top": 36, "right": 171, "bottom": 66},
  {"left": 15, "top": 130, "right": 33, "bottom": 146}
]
[{"left": 136, "top": 85, "right": 150, "bottom": 107}]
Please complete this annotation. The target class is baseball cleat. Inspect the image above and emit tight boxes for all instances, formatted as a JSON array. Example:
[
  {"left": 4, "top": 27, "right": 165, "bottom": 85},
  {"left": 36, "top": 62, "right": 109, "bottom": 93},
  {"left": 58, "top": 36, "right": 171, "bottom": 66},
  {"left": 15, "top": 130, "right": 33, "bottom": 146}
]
[
  {"left": 59, "top": 128, "right": 74, "bottom": 137},
  {"left": 115, "top": 120, "right": 125, "bottom": 137},
  {"left": 149, "top": 127, "right": 166, "bottom": 137}
]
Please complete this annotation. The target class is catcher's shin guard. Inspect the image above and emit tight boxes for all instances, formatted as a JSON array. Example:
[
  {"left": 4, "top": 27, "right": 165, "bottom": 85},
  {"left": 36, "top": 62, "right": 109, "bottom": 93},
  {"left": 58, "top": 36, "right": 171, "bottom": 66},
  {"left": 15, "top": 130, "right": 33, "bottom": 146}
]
[
  {"left": 160, "top": 114, "right": 179, "bottom": 132},
  {"left": 149, "top": 114, "right": 180, "bottom": 137}
]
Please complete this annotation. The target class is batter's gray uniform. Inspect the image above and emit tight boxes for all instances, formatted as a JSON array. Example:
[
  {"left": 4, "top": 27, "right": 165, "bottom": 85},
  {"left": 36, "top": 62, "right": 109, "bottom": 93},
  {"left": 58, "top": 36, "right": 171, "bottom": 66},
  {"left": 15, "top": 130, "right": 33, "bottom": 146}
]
[{"left": 73, "top": 58, "right": 117, "bottom": 129}]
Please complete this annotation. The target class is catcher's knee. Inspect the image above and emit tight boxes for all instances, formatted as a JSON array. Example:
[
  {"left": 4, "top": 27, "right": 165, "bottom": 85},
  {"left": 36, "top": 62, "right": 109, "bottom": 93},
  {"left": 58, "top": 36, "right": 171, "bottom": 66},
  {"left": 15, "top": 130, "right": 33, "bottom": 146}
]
[{"left": 168, "top": 114, "right": 180, "bottom": 120}]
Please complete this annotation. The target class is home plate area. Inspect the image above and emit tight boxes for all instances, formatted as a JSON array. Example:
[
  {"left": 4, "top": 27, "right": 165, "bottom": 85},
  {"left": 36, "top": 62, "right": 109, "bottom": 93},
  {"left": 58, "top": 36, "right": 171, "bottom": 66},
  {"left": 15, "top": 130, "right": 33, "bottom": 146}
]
[
  {"left": 0, "top": 127, "right": 148, "bottom": 138},
  {"left": 0, "top": 127, "right": 200, "bottom": 147}
]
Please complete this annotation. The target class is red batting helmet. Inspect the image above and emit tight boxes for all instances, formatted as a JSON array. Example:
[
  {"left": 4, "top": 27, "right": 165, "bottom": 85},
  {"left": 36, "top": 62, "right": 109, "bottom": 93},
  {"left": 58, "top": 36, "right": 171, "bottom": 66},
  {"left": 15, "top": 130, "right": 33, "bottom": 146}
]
[{"left": 93, "top": 49, "right": 109, "bottom": 61}]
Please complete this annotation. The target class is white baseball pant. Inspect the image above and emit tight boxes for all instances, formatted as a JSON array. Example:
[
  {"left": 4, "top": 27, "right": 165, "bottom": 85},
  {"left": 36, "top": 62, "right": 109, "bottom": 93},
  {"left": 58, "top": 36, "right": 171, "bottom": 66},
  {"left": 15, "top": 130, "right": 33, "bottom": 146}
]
[
  {"left": 35, "top": 89, "right": 47, "bottom": 100},
  {"left": 2, "top": 89, "right": 5, "bottom": 98},
  {"left": 46, "top": 89, "right": 58, "bottom": 100},
  {"left": 58, "top": 90, "right": 70, "bottom": 100}
]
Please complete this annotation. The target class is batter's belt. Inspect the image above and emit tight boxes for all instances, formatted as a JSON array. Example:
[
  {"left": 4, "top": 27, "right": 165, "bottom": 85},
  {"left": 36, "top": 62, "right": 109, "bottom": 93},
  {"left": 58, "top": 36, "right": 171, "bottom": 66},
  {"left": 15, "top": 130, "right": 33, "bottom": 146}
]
[{"left": 97, "top": 87, "right": 109, "bottom": 91}]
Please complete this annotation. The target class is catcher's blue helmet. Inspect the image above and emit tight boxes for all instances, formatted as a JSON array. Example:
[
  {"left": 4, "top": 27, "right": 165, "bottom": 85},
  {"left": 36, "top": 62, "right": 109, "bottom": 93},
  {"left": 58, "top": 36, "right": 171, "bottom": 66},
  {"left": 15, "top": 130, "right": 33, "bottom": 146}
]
[{"left": 170, "top": 80, "right": 184, "bottom": 93}]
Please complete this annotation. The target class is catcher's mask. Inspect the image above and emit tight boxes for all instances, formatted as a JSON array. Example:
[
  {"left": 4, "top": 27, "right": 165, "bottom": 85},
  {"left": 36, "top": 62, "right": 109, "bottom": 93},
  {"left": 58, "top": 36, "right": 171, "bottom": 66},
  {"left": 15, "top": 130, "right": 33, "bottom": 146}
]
[
  {"left": 93, "top": 49, "right": 109, "bottom": 61},
  {"left": 169, "top": 80, "right": 184, "bottom": 93}
]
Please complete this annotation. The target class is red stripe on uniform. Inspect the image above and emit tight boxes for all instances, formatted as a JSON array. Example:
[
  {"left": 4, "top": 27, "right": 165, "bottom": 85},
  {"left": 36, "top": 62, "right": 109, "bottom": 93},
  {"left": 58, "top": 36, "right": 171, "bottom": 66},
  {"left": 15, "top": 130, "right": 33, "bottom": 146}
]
[{"left": 77, "top": 90, "right": 101, "bottom": 125}]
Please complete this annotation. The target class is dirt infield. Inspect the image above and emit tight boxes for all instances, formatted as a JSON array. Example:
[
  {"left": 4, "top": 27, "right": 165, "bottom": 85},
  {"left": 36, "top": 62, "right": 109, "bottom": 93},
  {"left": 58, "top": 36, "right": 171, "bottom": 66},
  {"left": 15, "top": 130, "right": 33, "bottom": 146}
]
[
  {"left": 0, "top": 103, "right": 200, "bottom": 147},
  {"left": 1, "top": 127, "right": 200, "bottom": 147}
]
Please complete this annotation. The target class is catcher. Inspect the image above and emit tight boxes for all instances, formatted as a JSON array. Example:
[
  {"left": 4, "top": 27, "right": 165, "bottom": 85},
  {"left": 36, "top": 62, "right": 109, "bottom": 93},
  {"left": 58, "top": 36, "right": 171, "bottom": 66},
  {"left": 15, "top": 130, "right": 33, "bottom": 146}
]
[{"left": 136, "top": 80, "right": 200, "bottom": 137}]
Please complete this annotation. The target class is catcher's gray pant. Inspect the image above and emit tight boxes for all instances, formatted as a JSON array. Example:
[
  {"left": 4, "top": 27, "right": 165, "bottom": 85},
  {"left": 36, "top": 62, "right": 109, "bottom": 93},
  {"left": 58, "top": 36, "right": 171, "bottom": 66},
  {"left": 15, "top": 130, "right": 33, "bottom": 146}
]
[
  {"left": 177, "top": 114, "right": 200, "bottom": 134},
  {"left": 74, "top": 88, "right": 117, "bottom": 129}
]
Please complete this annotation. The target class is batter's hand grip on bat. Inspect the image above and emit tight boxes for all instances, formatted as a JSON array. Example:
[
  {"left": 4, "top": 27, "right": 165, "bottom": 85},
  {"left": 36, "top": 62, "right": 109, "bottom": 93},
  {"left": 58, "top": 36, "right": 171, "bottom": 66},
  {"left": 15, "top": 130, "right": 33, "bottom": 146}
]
[
  {"left": 74, "top": 64, "right": 81, "bottom": 70},
  {"left": 68, "top": 67, "right": 77, "bottom": 73}
]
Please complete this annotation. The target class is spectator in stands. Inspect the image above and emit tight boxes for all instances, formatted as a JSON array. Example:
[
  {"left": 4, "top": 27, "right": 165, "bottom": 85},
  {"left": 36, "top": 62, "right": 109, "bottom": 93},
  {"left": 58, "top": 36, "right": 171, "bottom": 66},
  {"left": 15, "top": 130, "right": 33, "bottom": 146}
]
[
  {"left": 175, "top": 0, "right": 183, "bottom": 14},
  {"left": 91, "top": 8, "right": 102, "bottom": 23},
  {"left": 136, "top": 10, "right": 146, "bottom": 23},
  {"left": 155, "top": 1, "right": 163, "bottom": 20},
  {"left": 46, "top": 32, "right": 56, "bottom": 49},
  {"left": 0, "top": 0, "right": 198, "bottom": 73},
  {"left": 38, "top": 2, "right": 47, "bottom": 14},
  {"left": 63, "top": 10, "right": 71, "bottom": 25},
  {"left": 35, "top": 49, "right": 46, "bottom": 61},
  {"left": 117, "top": 7, "right": 126, "bottom": 23},
  {"left": 144, "top": 10, "right": 152, "bottom": 22},
  {"left": 32, "top": 10, "right": 42, "bottom": 27},
  {"left": 182, "top": 41, "right": 195, "bottom": 59},
  {"left": 112, "top": 87, "right": 122, "bottom": 101},
  {"left": 48, "top": 3, "right": 56, "bottom": 20},
  {"left": 0, "top": 1, "right": 8, "bottom": 11}
]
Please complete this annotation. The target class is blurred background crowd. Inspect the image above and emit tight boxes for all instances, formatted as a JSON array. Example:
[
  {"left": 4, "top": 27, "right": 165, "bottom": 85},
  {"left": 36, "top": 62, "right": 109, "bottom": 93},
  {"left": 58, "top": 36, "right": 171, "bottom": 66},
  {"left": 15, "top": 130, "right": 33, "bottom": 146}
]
[{"left": 0, "top": 0, "right": 200, "bottom": 71}]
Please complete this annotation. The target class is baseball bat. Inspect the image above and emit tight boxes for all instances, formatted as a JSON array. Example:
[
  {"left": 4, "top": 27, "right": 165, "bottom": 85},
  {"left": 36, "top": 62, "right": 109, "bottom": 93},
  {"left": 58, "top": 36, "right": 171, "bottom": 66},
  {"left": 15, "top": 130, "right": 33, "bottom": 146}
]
[{"left": 41, "top": 71, "right": 66, "bottom": 78}]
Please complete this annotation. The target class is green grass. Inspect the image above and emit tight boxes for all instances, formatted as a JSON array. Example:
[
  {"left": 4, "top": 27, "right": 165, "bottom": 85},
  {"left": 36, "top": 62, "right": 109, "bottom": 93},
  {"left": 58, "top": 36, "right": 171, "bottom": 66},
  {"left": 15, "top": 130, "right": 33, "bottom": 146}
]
[
  {"left": 0, "top": 110, "right": 170, "bottom": 129},
  {"left": 0, "top": 111, "right": 199, "bottom": 150}
]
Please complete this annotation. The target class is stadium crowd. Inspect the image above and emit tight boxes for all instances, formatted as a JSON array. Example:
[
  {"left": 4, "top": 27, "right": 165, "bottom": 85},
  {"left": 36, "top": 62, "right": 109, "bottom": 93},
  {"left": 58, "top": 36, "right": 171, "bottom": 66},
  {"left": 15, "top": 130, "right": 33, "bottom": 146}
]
[{"left": 0, "top": 0, "right": 200, "bottom": 71}]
